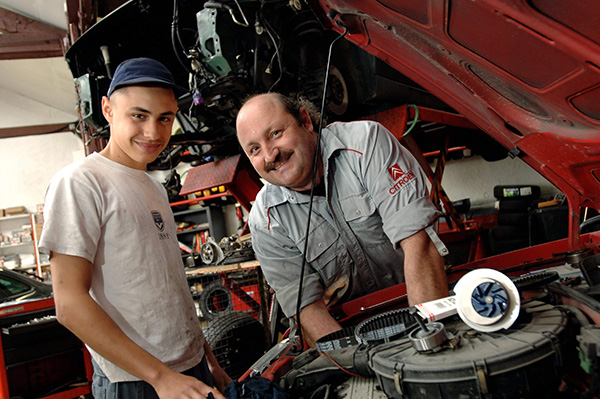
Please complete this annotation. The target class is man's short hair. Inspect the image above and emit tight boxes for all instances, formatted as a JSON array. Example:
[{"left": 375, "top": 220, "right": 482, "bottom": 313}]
[{"left": 243, "top": 93, "right": 326, "bottom": 128}]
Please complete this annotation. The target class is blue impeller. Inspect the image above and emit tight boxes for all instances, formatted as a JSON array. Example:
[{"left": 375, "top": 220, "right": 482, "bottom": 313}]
[{"left": 470, "top": 281, "right": 508, "bottom": 318}]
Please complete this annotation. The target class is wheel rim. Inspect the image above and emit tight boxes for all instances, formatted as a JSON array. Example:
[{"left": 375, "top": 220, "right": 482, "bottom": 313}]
[{"left": 327, "top": 65, "right": 349, "bottom": 115}]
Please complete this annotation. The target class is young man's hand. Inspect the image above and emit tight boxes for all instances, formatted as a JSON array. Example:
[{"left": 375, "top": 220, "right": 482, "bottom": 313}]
[{"left": 152, "top": 369, "right": 226, "bottom": 399}]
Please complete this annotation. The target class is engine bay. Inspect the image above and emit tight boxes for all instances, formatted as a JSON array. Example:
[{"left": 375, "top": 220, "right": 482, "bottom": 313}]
[{"left": 246, "top": 264, "right": 600, "bottom": 399}]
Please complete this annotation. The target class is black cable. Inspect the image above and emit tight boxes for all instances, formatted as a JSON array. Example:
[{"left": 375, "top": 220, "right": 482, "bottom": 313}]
[
  {"left": 253, "top": 11, "right": 260, "bottom": 87},
  {"left": 294, "top": 24, "right": 348, "bottom": 349},
  {"left": 174, "top": 3, "right": 189, "bottom": 54},
  {"left": 258, "top": 12, "right": 283, "bottom": 92},
  {"left": 171, "top": 0, "right": 193, "bottom": 75}
]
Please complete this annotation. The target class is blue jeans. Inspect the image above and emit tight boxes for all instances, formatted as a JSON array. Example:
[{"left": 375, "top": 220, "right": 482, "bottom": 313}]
[{"left": 92, "top": 357, "right": 213, "bottom": 399}]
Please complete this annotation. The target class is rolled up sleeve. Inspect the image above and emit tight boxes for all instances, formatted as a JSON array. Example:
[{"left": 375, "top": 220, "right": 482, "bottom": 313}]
[{"left": 357, "top": 122, "right": 445, "bottom": 253}]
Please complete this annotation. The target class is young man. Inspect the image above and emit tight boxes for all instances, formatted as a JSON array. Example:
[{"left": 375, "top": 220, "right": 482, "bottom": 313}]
[
  {"left": 236, "top": 93, "right": 449, "bottom": 347},
  {"left": 39, "top": 58, "right": 230, "bottom": 399}
]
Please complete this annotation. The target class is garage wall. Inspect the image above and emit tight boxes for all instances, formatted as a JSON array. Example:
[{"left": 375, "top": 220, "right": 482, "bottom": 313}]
[
  {"left": 440, "top": 155, "right": 559, "bottom": 212},
  {"left": 1, "top": 132, "right": 559, "bottom": 220},
  {"left": 0, "top": 132, "right": 85, "bottom": 213}
]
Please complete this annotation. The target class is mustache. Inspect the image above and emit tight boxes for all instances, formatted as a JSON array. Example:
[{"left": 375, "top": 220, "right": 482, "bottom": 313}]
[{"left": 264, "top": 150, "right": 293, "bottom": 172}]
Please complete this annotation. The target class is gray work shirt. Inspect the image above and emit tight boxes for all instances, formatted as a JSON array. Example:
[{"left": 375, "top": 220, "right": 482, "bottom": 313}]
[{"left": 249, "top": 120, "right": 447, "bottom": 317}]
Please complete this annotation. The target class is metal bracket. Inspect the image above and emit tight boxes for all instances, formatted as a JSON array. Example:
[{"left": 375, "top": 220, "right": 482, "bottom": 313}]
[
  {"left": 196, "top": 8, "right": 232, "bottom": 76},
  {"left": 393, "top": 364, "right": 405, "bottom": 396}
]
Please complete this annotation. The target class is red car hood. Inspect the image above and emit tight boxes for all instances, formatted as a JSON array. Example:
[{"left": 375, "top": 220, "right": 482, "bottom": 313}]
[{"left": 309, "top": 0, "right": 600, "bottom": 246}]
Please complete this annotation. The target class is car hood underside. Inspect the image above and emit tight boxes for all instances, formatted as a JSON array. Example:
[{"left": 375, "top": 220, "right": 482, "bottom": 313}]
[{"left": 309, "top": 0, "right": 600, "bottom": 224}]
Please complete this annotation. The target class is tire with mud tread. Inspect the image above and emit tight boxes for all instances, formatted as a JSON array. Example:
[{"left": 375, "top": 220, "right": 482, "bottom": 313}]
[
  {"left": 204, "top": 311, "right": 267, "bottom": 379},
  {"left": 198, "top": 281, "right": 232, "bottom": 320}
]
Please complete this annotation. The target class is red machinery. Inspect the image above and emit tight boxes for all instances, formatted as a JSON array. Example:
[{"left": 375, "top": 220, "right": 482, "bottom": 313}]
[{"left": 0, "top": 298, "right": 92, "bottom": 399}]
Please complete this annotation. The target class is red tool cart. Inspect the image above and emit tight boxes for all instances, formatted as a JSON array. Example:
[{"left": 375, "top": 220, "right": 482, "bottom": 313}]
[{"left": 0, "top": 297, "right": 92, "bottom": 399}]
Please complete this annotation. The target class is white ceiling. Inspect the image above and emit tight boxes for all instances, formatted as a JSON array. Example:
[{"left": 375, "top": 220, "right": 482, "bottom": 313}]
[{"left": 0, "top": 0, "right": 77, "bottom": 129}]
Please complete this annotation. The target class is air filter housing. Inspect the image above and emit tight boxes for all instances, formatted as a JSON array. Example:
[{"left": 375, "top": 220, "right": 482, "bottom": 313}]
[{"left": 369, "top": 301, "right": 568, "bottom": 399}]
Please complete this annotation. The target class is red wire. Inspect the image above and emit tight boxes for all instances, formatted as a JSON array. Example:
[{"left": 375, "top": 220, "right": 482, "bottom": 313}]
[{"left": 319, "top": 351, "right": 364, "bottom": 378}]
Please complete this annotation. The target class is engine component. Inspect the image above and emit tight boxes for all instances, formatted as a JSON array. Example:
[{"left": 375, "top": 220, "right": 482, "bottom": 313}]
[
  {"left": 282, "top": 345, "right": 372, "bottom": 393},
  {"left": 196, "top": 8, "right": 232, "bottom": 76},
  {"left": 415, "top": 295, "right": 457, "bottom": 322},
  {"left": 370, "top": 300, "right": 568, "bottom": 399},
  {"left": 354, "top": 308, "right": 417, "bottom": 345},
  {"left": 201, "top": 237, "right": 225, "bottom": 265},
  {"left": 578, "top": 325, "right": 600, "bottom": 373},
  {"left": 408, "top": 321, "right": 448, "bottom": 353},
  {"left": 315, "top": 326, "right": 358, "bottom": 352},
  {"left": 454, "top": 268, "right": 520, "bottom": 332},
  {"left": 334, "top": 376, "right": 388, "bottom": 399},
  {"left": 416, "top": 269, "right": 520, "bottom": 331},
  {"left": 512, "top": 270, "right": 560, "bottom": 291},
  {"left": 201, "top": 235, "right": 255, "bottom": 265}
]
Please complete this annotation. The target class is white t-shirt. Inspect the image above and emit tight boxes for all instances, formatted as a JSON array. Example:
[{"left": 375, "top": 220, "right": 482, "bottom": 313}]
[{"left": 39, "top": 152, "right": 205, "bottom": 382}]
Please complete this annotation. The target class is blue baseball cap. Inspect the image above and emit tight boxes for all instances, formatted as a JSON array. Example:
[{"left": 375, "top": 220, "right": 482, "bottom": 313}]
[{"left": 107, "top": 57, "right": 188, "bottom": 98}]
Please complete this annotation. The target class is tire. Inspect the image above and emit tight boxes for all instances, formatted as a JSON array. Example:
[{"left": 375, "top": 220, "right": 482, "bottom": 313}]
[
  {"left": 326, "top": 65, "right": 350, "bottom": 116},
  {"left": 581, "top": 214, "right": 600, "bottom": 234},
  {"left": 198, "top": 281, "right": 232, "bottom": 320},
  {"left": 204, "top": 311, "right": 267, "bottom": 379},
  {"left": 327, "top": 38, "right": 373, "bottom": 119}
]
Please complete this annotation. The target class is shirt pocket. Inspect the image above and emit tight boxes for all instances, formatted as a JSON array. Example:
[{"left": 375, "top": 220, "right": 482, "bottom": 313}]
[
  {"left": 339, "top": 191, "right": 388, "bottom": 247},
  {"left": 339, "top": 191, "right": 376, "bottom": 222},
  {"left": 299, "top": 218, "right": 350, "bottom": 287}
]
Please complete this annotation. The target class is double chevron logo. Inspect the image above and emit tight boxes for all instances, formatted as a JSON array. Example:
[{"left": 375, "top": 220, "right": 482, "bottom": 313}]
[
  {"left": 387, "top": 163, "right": 416, "bottom": 195},
  {"left": 388, "top": 163, "right": 405, "bottom": 180}
]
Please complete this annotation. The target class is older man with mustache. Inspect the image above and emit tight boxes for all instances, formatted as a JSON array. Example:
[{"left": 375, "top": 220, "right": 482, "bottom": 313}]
[{"left": 236, "top": 92, "right": 449, "bottom": 347}]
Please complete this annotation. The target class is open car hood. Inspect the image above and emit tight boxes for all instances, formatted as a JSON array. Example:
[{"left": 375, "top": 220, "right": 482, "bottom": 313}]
[
  {"left": 63, "top": 4, "right": 600, "bottom": 392},
  {"left": 309, "top": 0, "right": 600, "bottom": 246},
  {"left": 64, "top": 0, "right": 600, "bottom": 252}
]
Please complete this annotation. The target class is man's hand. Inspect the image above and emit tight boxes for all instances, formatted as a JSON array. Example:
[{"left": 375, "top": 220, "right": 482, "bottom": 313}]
[
  {"left": 152, "top": 368, "right": 225, "bottom": 399},
  {"left": 399, "top": 230, "right": 448, "bottom": 305},
  {"left": 298, "top": 298, "right": 342, "bottom": 348}
]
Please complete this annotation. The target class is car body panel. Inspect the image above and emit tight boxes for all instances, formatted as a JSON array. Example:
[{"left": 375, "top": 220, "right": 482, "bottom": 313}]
[
  {"left": 308, "top": 0, "right": 600, "bottom": 218},
  {"left": 0, "top": 268, "right": 52, "bottom": 306}
]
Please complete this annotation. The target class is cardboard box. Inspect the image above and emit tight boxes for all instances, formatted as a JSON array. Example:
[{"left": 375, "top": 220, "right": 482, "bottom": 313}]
[
  {"left": 5, "top": 206, "right": 27, "bottom": 216},
  {"left": 0, "top": 209, "right": 4, "bottom": 217}
]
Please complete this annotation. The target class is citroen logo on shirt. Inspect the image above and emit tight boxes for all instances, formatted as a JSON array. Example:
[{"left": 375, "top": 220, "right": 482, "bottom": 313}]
[
  {"left": 387, "top": 163, "right": 416, "bottom": 195},
  {"left": 388, "top": 163, "right": 405, "bottom": 180}
]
